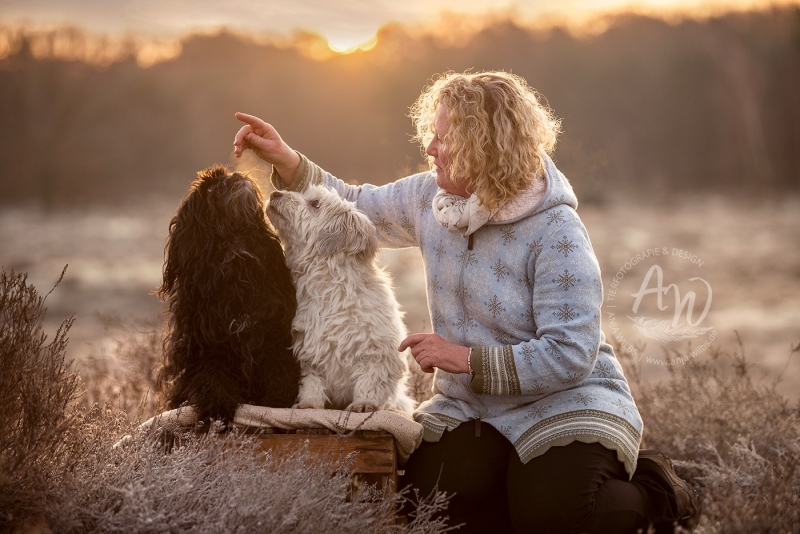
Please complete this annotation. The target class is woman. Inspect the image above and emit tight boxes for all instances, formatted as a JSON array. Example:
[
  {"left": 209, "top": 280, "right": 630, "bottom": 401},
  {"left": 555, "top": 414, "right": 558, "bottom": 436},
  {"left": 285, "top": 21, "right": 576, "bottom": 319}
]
[{"left": 233, "top": 71, "right": 700, "bottom": 533}]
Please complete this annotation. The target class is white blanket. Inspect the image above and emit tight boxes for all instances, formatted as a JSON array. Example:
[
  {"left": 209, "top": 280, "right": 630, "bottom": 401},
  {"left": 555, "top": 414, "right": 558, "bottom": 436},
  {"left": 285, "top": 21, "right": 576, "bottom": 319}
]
[{"left": 121, "top": 405, "right": 424, "bottom": 463}]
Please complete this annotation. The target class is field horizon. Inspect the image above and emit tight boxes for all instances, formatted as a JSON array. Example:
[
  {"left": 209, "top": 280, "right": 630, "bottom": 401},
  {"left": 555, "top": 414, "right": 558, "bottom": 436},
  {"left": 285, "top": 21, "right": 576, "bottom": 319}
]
[{"left": 2, "top": 187, "right": 798, "bottom": 404}]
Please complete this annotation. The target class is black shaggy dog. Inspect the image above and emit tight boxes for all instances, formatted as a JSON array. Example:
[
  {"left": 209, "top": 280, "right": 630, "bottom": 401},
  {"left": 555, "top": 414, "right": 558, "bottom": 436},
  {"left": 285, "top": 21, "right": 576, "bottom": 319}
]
[{"left": 157, "top": 165, "right": 300, "bottom": 426}]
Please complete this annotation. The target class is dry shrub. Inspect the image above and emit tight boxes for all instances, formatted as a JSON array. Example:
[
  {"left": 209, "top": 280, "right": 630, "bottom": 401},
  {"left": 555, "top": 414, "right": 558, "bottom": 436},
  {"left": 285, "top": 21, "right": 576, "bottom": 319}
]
[
  {"left": 44, "top": 424, "right": 452, "bottom": 534},
  {"left": 11, "top": 265, "right": 798, "bottom": 532},
  {"left": 0, "top": 269, "right": 452, "bottom": 533},
  {"left": 619, "top": 338, "right": 800, "bottom": 533},
  {"left": 0, "top": 267, "right": 83, "bottom": 527}
]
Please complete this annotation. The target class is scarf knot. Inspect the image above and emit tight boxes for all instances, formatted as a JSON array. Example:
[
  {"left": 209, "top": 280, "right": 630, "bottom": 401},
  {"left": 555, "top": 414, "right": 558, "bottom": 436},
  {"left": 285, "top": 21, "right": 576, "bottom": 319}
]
[{"left": 431, "top": 190, "right": 494, "bottom": 236}]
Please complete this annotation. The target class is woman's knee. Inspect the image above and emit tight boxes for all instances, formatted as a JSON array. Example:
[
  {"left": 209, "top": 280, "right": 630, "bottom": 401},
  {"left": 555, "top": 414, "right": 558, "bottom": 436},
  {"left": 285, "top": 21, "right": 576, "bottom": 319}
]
[{"left": 506, "top": 441, "right": 628, "bottom": 533}]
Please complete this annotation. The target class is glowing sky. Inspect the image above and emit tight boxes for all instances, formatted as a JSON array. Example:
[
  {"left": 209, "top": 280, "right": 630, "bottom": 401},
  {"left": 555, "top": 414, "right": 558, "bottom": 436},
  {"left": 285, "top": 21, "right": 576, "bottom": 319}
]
[{"left": 0, "top": 0, "right": 792, "bottom": 52}]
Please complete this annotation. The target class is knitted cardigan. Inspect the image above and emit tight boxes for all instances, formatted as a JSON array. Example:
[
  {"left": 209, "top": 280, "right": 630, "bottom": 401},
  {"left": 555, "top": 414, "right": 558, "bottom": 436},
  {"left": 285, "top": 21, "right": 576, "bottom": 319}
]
[{"left": 273, "top": 154, "right": 643, "bottom": 477}]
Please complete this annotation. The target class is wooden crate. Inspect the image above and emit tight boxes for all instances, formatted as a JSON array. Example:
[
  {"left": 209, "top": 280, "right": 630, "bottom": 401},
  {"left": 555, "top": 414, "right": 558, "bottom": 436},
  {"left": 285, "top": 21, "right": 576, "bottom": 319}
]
[{"left": 211, "top": 428, "right": 399, "bottom": 491}]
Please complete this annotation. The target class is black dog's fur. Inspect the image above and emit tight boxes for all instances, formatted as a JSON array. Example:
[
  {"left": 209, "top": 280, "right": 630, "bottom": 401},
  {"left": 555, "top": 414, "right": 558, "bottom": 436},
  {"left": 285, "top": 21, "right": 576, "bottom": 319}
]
[{"left": 157, "top": 165, "right": 300, "bottom": 425}]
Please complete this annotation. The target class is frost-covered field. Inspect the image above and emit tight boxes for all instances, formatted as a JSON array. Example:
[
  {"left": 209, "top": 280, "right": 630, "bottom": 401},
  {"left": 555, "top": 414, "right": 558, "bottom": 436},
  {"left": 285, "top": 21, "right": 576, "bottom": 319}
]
[{"left": 1, "top": 194, "right": 798, "bottom": 397}]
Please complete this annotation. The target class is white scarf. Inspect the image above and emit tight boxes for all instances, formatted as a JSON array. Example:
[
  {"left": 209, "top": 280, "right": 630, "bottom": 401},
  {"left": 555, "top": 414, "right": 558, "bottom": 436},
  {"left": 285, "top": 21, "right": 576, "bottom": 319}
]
[{"left": 431, "top": 189, "right": 495, "bottom": 236}]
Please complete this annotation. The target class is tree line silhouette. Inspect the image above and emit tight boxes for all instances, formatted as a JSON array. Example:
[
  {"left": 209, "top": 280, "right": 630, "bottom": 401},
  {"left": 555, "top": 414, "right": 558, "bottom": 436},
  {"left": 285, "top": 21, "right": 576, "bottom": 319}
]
[{"left": 0, "top": 7, "right": 798, "bottom": 208}]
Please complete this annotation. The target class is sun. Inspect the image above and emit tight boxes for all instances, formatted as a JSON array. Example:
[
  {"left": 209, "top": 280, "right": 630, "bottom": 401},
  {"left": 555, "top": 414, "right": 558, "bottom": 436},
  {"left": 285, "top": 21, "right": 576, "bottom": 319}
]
[{"left": 325, "top": 32, "right": 378, "bottom": 54}]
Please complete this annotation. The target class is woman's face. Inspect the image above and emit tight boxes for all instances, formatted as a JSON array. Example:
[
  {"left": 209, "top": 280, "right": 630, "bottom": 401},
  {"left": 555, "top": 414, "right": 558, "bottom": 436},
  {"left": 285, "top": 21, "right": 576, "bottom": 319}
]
[{"left": 426, "top": 104, "right": 471, "bottom": 197}]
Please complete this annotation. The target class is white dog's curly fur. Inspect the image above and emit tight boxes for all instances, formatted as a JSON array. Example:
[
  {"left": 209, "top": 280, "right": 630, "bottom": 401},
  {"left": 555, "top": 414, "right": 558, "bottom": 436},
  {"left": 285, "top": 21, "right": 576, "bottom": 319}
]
[{"left": 267, "top": 186, "right": 415, "bottom": 414}]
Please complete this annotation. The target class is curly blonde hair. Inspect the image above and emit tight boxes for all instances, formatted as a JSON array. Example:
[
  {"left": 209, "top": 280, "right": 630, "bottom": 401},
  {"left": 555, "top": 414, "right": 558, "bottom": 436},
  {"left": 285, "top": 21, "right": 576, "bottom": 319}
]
[{"left": 410, "top": 70, "right": 561, "bottom": 212}]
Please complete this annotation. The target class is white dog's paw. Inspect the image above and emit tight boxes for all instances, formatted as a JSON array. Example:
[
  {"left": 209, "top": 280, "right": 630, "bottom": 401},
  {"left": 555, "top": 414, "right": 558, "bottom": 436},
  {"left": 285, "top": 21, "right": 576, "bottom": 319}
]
[
  {"left": 293, "top": 402, "right": 321, "bottom": 410},
  {"left": 346, "top": 402, "right": 378, "bottom": 413}
]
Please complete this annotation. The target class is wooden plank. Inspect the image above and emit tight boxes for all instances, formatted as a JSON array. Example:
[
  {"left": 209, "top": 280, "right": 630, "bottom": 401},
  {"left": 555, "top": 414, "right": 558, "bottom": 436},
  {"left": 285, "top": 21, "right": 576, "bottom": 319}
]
[
  {"left": 200, "top": 429, "right": 399, "bottom": 490},
  {"left": 253, "top": 432, "right": 396, "bottom": 475}
]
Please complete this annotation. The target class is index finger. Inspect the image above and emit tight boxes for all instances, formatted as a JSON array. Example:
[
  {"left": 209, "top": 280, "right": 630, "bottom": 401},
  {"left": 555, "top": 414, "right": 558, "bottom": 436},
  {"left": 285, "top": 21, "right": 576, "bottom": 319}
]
[
  {"left": 399, "top": 333, "right": 430, "bottom": 352},
  {"left": 233, "top": 124, "right": 253, "bottom": 146},
  {"left": 234, "top": 112, "right": 269, "bottom": 134}
]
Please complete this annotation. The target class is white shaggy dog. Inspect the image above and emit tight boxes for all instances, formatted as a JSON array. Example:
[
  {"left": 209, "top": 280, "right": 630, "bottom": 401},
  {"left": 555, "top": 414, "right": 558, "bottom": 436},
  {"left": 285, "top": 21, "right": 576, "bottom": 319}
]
[{"left": 267, "top": 186, "right": 415, "bottom": 414}]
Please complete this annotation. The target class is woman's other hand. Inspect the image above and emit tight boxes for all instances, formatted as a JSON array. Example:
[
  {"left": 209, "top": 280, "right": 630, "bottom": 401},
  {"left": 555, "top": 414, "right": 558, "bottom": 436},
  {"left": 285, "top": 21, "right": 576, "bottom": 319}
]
[
  {"left": 233, "top": 112, "right": 300, "bottom": 184},
  {"left": 399, "top": 333, "right": 471, "bottom": 375}
]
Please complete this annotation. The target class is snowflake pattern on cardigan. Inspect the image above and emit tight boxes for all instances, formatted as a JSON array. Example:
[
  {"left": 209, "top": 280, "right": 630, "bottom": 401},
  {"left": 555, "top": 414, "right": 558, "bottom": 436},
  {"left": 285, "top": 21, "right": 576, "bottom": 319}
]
[{"left": 271, "top": 153, "right": 644, "bottom": 478}]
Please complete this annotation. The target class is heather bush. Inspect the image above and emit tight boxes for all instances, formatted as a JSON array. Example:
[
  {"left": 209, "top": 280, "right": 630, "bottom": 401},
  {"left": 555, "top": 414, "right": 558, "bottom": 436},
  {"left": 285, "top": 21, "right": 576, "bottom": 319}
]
[
  {"left": 43, "top": 422, "right": 452, "bottom": 534},
  {"left": 619, "top": 338, "right": 800, "bottom": 533},
  {"left": 0, "top": 269, "right": 452, "bottom": 533},
  {"left": 0, "top": 267, "right": 83, "bottom": 527},
  {"left": 4, "top": 267, "right": 799, "bottom": 533}
]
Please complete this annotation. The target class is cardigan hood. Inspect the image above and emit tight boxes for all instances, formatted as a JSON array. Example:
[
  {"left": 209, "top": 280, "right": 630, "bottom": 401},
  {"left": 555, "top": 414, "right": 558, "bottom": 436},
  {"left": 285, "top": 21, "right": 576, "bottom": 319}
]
[{"left": 489, "top": 156, "right": 577, "bottom": 225}]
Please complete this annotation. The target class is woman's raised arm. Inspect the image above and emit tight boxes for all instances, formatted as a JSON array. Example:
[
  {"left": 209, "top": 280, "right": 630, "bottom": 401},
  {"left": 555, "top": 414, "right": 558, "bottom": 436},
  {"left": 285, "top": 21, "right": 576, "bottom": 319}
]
[{"left": 233, "top": 112, "right": 301, "bottom": 185}]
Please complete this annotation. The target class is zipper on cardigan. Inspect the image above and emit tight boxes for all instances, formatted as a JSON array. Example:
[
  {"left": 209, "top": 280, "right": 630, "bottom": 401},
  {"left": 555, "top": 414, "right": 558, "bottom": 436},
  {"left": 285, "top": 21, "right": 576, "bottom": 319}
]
[
  {"left": 458, "top": 234, "right": 470, "bottom": 346},
  {"left": 474, "top": 417, "right": 481, "bottom": 437}
]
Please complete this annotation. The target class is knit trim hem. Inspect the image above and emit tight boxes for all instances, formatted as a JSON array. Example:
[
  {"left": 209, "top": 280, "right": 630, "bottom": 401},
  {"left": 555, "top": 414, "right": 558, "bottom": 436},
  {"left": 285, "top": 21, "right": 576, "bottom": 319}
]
[
  {"left": 514, "top": 409, "right": 641, "bottom": 478},
  {"left": 413, "top": 412, "right": 462, "bottom": 442}
]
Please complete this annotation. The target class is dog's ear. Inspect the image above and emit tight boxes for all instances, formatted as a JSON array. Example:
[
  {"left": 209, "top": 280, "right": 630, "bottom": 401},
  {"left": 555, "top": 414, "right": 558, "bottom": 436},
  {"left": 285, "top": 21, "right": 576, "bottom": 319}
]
[
  {"left": 159, "top": 186, "right": 207, "bottom": 299},
  {"left": 317, "top": 207, "right": 378, "bottom": 258}
]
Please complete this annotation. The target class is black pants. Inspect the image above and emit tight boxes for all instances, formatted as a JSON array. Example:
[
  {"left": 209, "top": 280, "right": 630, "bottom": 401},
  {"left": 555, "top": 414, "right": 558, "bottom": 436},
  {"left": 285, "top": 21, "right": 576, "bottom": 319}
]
[{"left": 401, "top": 421, "right": 678, "bottom": 534}]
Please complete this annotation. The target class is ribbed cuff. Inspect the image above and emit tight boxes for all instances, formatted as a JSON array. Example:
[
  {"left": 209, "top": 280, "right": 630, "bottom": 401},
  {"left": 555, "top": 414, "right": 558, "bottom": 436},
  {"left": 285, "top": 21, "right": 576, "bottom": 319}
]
[
  {"left": 468, "top": 345, "right": 484, "bottom": 394},
  {"left": 270, "top": 151, "right": 309, "bottom": 192},
  {"left": 468, "top": 345, "right": 521, "bottom": 395}
]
